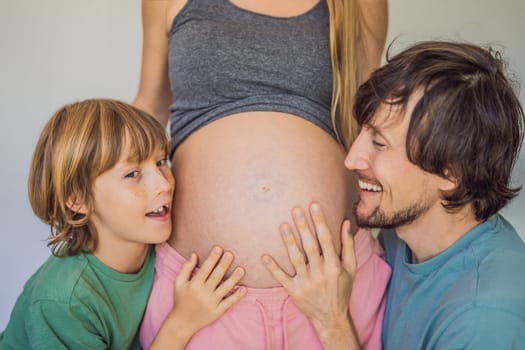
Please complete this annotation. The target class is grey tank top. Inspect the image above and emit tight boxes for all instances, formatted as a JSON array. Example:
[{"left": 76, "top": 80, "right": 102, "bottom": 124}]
[{"left": 168, "top": 0, "right": 333, "bottom": 154}]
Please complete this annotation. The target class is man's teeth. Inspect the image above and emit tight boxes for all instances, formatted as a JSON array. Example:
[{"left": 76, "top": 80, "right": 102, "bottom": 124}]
[{"left": 358, "top": 180, "right": 382, "bottom": 192}]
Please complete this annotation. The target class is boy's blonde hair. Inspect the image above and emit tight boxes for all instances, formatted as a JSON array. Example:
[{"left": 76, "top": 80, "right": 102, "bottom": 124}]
[{"left": 29, "top": 99, "right": 169, "bottom": 256}]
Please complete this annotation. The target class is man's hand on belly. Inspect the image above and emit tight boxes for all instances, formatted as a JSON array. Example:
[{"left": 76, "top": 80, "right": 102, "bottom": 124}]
[{"left": 261, "top": 202, "right": 361, "bottom": 349}]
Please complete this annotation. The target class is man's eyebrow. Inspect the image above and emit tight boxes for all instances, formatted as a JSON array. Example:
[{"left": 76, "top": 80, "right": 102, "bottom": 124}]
[
  {"left": 365, "top": 121, "right": 395, "bottom": 145},
  {"left": 365, "top": 123, "right": 386, "bottom": 138}
]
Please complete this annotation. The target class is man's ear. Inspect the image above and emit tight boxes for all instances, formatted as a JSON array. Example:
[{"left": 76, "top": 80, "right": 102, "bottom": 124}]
[
  {"left": 66, "top": 195, "right": 88, "bottom": 215},
  {"left": 439, "top": 167, "right": 459, "bottom": 192}
]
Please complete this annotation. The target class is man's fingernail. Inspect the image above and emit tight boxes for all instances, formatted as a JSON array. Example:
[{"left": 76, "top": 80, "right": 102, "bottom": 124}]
[{"left": 293, "top": 208, "right": 304, "bottom": 219}]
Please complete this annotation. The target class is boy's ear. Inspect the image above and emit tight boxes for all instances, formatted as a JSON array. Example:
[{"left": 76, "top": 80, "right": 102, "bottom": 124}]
[
  {"left": 66, "top": 195, "right": 88, "bottom": 215},
  {"left": 439, "top": 167, "right": 459, "bottom": 192}
]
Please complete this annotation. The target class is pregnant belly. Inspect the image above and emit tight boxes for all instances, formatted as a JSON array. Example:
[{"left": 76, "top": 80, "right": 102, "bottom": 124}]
[{"left": 169, "top": 112, "right": 357, "bottom": 287}]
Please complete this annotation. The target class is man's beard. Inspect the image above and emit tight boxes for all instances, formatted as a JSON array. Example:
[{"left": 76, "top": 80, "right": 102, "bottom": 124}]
[{"left": 354, "top": 200, "right": 432, "bottom": 229}]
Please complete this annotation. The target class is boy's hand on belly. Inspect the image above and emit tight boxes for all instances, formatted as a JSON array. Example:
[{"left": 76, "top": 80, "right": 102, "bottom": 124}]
[
  {"left": 261, "top": 203, "right": 361, "bottom": 349},
  {"left": 151, "top": 248, "right": 247, "bottom": 349},
  {"left": 173, "top": 247, "right": 247, "bottom": 330}
]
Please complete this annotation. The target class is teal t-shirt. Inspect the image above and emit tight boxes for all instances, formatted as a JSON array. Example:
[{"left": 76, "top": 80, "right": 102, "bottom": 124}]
[
  {"left": 0, "top": 246, "right": 155, "bottom": 350},
  {"left": 380, "top": 214, "right": 525, "bottom": 349}
]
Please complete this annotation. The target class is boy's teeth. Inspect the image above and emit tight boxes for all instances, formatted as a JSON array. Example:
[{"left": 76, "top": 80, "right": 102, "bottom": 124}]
[{"left": 150, "top": 205, "right": 168, "bottom": 214}]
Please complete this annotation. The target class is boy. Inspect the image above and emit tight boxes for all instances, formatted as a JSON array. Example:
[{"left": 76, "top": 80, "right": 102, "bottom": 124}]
[{"left": 0, "top": 99, "right": 246, "bottom": 349}]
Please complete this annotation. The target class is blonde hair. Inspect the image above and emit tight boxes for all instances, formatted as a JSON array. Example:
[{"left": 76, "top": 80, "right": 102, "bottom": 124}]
[
  {"left": 29, "top": 99, "right": 169, "bottom": 256},
  {"left": 327, "top": 0, "right": 374, "bottom": 148}
]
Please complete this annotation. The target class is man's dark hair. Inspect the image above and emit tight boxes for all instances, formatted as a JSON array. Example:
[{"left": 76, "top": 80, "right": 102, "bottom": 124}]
[{"left": 354, "top": 41, "right": 524, "bottom": 220}]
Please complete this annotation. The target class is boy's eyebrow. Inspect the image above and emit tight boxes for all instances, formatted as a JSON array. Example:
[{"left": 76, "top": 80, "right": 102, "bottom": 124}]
[
  {"left": 123, "top": 148, "right": 166, "bottom": 164},
  {"left": 125, "top": 155, "right": 140, "bottom": 163},
  {"left": 112, "top": 159, "right": 134, "bottom": 172}
]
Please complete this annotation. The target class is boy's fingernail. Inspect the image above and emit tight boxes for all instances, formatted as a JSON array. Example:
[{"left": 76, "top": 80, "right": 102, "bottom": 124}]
[{"left": 311, "top": 203, "right": 320, "bottom": 214}]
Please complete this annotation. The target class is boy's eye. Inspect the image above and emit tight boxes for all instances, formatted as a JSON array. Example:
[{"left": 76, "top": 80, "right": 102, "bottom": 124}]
[
  {"left": 125, "top": 170, "right": 140, "bottom": 178},
  {"left": 156, "top": 158, "right": 168, "bottom": 167}
]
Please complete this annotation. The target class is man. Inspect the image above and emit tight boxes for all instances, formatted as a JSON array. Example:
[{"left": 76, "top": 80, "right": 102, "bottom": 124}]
[
  {"left": 263, "top": 41, "right": 525, "bottom": 349},
  {"left": 346, "top": 41, "right": 525, "bottom": 349}
]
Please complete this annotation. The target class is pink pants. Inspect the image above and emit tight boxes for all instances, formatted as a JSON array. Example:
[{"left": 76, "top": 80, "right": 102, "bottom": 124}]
[{"left": 140, "top": 230, "right": 390, "bottom": 350}]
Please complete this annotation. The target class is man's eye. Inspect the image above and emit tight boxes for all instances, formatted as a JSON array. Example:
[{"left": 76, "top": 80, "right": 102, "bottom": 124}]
[
  {"left": 125, "top": 170, "right": 140, "bottom": 178},
  {"left": 372, "top": 140, "right": 386, "bottom": 148}
]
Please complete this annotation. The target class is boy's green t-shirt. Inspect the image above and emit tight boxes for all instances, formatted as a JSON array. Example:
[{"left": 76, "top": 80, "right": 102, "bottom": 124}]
[{"left": 0, "top": 247, "right": 155, "bottom": 350}]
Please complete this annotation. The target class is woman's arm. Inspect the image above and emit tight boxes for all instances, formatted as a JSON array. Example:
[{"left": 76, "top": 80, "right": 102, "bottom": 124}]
[
  {"left": 262, "top": 203, "right": 361, "bottom": 350},
  {"left": 133, "top": 0, "right": 173, "bottom": 126}
]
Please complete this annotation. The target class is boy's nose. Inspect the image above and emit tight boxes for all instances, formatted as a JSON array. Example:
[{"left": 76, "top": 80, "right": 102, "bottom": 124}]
[{"left": 154, "top": 168, "right": 175, "bottom": 194}]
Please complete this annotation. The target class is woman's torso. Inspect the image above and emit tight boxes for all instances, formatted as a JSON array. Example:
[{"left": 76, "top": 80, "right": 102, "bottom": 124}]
[{"left": 166, "top": 0, "right": 357, "bottom": 287}]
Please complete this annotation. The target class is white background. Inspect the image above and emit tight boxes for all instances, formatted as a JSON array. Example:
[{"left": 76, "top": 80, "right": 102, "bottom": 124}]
[{"left": 1, "top": 0, "right": 524, "bottom": 328}]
